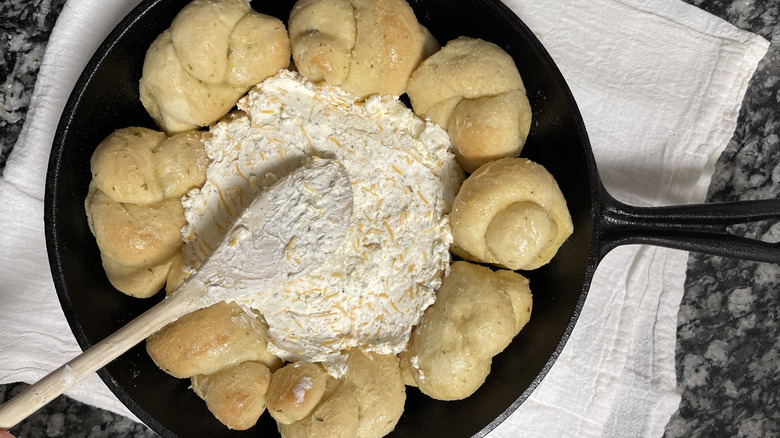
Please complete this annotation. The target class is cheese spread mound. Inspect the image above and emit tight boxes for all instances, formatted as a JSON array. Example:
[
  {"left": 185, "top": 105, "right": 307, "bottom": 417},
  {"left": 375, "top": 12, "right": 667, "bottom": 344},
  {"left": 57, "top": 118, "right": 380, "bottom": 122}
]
[{"left": 182, "top": 70, "right": 462, "bottom": 375}]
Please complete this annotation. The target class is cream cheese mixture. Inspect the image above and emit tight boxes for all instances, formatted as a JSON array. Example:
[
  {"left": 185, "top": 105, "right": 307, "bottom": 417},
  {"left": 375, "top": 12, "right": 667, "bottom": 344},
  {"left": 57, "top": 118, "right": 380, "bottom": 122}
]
[{"left": 181, "top": 70, "right": 462, "bottom": 375}]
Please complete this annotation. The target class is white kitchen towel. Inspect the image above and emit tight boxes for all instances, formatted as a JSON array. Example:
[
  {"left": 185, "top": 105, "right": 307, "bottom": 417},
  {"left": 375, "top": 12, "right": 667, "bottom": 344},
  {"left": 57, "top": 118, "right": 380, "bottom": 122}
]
[
  {"left": 492, "top": 0, "right": 769, "bottom": 437},
  {"left": 0, "top": 0, "right": 769, "bottom": 436},
  {"left": 0, "top": 0, "right": 145, "bottom": 422}
]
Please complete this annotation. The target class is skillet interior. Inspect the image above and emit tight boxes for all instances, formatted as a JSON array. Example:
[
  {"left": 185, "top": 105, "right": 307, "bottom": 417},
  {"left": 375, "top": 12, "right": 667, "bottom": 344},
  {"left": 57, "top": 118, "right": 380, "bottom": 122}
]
[{"left": 44, "top": 0, "right": 600, "bottom": 436}]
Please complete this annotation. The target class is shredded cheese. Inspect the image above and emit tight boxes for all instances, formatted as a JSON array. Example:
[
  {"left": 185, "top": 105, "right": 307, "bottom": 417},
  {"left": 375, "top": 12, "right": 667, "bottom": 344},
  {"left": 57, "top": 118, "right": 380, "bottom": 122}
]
[{"left": 181, "top": 71, "right": 462, "bottom": 376}]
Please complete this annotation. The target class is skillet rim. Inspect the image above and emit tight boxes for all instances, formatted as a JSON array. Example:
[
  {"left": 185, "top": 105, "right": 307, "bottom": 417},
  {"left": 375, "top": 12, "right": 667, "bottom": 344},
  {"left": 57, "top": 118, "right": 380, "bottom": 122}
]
[
  {"left": 43, "top": 0, "right": 603, "bottom": 436},
  {"left": 44, "top": 0, "right": 183, "bottom": 434}
]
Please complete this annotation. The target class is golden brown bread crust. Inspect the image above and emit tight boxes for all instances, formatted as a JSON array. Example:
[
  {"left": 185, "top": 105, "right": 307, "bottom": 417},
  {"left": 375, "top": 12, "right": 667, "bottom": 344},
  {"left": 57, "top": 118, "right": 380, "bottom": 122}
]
[
  {"left": 146, "top": 301, "right": 281, "bottom": 378},
  {"left": 271, "top": 351, "right": 405, "bottom": 438},
  {"left": 140, "top": 0, "right": 290, "bottom": 133},
  {"left": 85, "top": 182, "right": 185, "bottom": 269},
  {"left": 140, "top": 29, "right": 247, "bottom": 134},
  {"left": 447, "top": 89, "right": 532, "bottom": 171},
  {"left": 406, "top": 37, "right": 532, "bottom": 172},
  {"left": 267, "top": 362, "right": 330, "bottom": 425},
  {"left": 277, "top": 378, "right": 360, "bottom": 438},
  {"left": 86, "top": 127, "right": 208, "bottom": 297},
  {"left": 399, "top": 261, "right": 532, "bottom": 400},
  {"left": 170, "top": 0, "right": 251, "bottom": 85},
  {"left": 191, "top": 361, "right": 273, "bottom": 430},
  {"left": 288, "top": 0, "right": 428, "bottom": 97},
  {"left": 407, "top": 37, "right": 524, "bottom": 119},
  {"left": 226, "top": 12, "right": 291, "bottom": 86},
  {"left": 288, "top": 0, "right": 355, "bottom": 85},
  {"left": 419, "top": 24, "right": 440, "bottom": 60},
  {"left": 450, "top": 157, "right": 573, "bottom": 271},
  {"left": 495, "top": 269, "right": 533, "bottom": 334}
]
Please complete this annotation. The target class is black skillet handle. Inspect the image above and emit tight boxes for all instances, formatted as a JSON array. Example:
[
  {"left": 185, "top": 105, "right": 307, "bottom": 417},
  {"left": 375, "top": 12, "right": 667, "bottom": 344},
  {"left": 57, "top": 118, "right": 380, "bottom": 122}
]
[{"left": 598, "top": 187, "right": 780, "bottom": 264}]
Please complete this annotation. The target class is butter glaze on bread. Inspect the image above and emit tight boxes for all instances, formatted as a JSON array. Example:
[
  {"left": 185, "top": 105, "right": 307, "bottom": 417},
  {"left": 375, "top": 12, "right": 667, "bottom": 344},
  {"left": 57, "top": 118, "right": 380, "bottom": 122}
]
[
  {"left": 85, "top": 182, "right": 185, "bottom": 269},
  {"left": 288, "top": 0, "right": 431, "bottom": 97},
  {"left": 90, "top": 127, "right": 168, "bottom": 205},
  {"left": 191, "top": 361, "right": 273, "bottom": 430},
  {"left": 345, "top": 351, "right": 405, "bottom": 438},
  {"left": 152, "top": 131, "right": 209, "bottom": 199},
  {"left": 274, "top": 350, "right": 405, "bottom": 438},
  {"left": 146, "top": 301, "right": 281, "bottom": 378},
  {"left": 267, "top": 362, "right": 330, "bottom": 425},
  {"left": 278, "top": 378, "right": 360, "bottom": 438},
  {"left": 90, "top": 127, "right": 208, "bottom": 204}
]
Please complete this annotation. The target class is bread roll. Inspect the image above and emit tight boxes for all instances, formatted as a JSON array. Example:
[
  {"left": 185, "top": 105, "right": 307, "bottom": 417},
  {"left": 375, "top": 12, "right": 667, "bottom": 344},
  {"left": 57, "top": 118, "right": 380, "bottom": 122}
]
[
  {"left": 267, "top": 362, "right": 330, "bottom": 425},
  {"left": 85, "top": 182, "right": 186, "bottom": 269},
  {"left": 344, "top": 351, "right": 405, "bottom": 438},
  {"left": 450, "top": 157, "right": 573, "bottom": 270},
  {"left": 271, "top": 351, "right": 405, "bottom": 438},
  {"left": 191, "top": 361, "right": 272, "bottom": 430},
  {"left": 406, "top": 37, "right": 532, "bottom": 172},
  {"left": 226, "top": 11, "right": 291, "bottom": 86},
  {"left": 447, "top": 89, "right": 531, "bottom": 171},
  {"left": 140, "top": 30, "right": 246, "bottom": 134},
  {"left": 288, "top": 0, "right": 429, "bottom": 97},
  {"left": 419, "top": 25, "right": 440, "bottom": 61},
  {"left": 277, "top": 378, "right": 360, "bottom": 438},
  {"left": 140, "top": 0, "right": 290, "bottom": 133},
  {"left": 146, "top": 301, "right": 281, "bottom": 378},
  {"left": 90, "top": 127, "right": 208, "bottom": 205},
  {"left": 399, "top": 261, "right": 532, "bottom": 400},
  {"left": 170, "top": 0, "right": 250, "bottom": 85},
  {"left": 86, "top": 127, "right": 208, "bottom": 297},
  {"left": 100, "top": 252, "right": 173, "bottom": 299}
]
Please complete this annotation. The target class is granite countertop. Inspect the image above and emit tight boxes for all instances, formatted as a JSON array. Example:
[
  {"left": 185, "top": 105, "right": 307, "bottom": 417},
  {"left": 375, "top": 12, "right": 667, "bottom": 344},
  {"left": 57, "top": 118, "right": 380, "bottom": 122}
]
[{"left": 1, "top": 0, "right": 778, "bottom": 437}]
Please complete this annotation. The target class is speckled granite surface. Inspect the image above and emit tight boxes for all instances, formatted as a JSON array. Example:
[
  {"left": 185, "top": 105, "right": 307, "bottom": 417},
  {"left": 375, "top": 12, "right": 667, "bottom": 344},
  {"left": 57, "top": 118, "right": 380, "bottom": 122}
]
[
  {"left": 664, "top": 1, "right": 780, "bottom": 437},
  {"left": 1, "top": 0, "right": 778, "bottom": 436},
  {"left": 0, "top": 0, "right": 62, "bottom": 174}
]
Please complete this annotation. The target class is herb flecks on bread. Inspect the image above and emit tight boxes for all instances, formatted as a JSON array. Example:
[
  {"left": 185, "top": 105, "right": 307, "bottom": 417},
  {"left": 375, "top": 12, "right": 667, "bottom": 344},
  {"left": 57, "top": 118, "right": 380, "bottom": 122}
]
[{"left": 85, "top": 127, "right": 207, "bottom": 297}]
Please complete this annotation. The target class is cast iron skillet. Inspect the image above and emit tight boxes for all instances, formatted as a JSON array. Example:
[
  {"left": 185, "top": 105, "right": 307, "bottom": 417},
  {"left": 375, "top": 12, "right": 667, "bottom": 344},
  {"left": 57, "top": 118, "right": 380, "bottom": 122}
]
[{"left": 44, "top": 0, "right": 780, "bottom": 436}]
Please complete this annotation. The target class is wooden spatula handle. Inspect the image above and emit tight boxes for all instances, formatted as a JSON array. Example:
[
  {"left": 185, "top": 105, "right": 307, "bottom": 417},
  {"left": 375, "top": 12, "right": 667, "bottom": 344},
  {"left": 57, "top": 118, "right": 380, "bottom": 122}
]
[{"left": 0, "top": 284, "right": 202, "bottom": 429}]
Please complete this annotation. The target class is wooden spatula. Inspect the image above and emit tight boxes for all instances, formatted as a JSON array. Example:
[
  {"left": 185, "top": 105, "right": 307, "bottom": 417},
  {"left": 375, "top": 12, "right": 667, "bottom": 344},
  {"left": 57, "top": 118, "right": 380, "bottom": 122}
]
[{"left": 0, "top": 158, "right": 353, "bottom": 428}]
